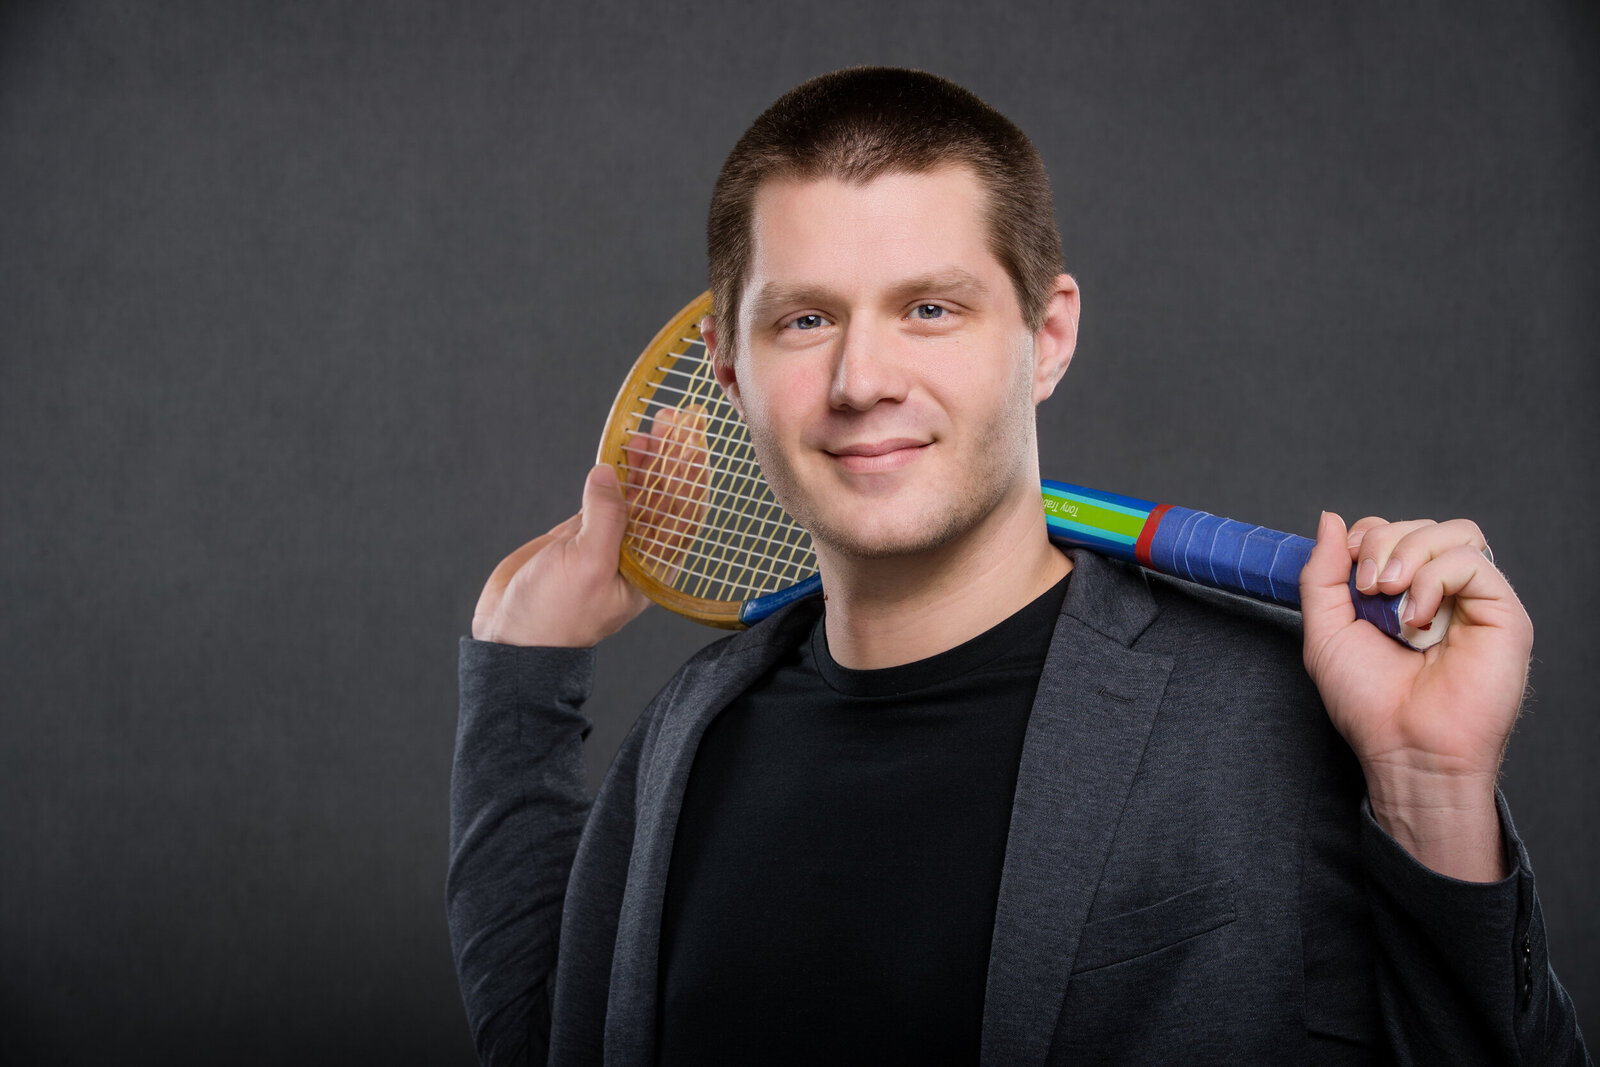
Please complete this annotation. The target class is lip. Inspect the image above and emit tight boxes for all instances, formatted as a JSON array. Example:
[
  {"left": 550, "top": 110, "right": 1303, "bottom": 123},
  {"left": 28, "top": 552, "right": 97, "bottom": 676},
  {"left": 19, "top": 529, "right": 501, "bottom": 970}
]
[{"left": 825, "top": 438, "right": 929, "bottom": 473}]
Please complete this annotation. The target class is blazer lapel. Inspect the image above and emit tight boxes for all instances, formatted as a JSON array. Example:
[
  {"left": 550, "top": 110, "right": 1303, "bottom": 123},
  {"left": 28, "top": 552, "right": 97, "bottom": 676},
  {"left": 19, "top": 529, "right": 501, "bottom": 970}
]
[
  {"left": 602, "top": 604, "right": 817, "bottom": 1066},
  {"left": 981, "top": 551, "right": 1175, "bottom": 1067}
]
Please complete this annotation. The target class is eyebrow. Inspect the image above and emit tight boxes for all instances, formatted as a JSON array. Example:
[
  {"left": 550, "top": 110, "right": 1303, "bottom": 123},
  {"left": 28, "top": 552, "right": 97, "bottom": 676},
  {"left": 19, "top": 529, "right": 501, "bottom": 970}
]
[
  {"left": 884, "top": 268, "right": 990, "bottom": 307},
  {"left": 747, "top": 283, "right": 845, "bottom": 327},
  {"left": 746, "top": 268, "right": 992, "bottom": 325}
]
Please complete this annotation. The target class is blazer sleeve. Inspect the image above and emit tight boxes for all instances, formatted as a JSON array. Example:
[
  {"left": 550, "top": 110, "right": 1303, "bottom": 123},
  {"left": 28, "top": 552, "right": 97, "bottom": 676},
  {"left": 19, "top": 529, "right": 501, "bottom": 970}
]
[
  {"left": 1362, "top": 790, "right": 1591, "bottom": 1065},
  {"left": 446, "top": 637, "right": 605, "bottom": 1066}
]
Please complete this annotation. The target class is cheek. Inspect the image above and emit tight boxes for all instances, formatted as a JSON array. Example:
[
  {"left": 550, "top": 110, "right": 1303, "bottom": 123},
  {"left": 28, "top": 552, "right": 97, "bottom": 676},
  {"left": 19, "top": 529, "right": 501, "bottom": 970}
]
[
  {"left": 925, "top": 338, "right": 1035, "bottom": 416},
  {"left": 734, "top": 376, "right": 776, "bottom": 436},
  {"left": 737, "top": 361, "right": 819, "bottom": 437}
]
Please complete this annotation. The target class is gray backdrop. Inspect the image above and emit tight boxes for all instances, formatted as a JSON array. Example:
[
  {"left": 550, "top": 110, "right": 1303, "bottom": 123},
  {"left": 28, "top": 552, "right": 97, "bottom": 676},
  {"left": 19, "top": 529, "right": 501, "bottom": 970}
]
[{"left": 3, "top": 1, "right": 1595, "bottom": 1063}]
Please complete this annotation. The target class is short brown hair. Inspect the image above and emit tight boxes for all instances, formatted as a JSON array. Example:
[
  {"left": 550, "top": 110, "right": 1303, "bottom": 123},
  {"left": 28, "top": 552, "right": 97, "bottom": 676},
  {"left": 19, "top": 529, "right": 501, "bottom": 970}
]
[{"left": 706, "top": 67, "right": 1064, "bottom": 362}]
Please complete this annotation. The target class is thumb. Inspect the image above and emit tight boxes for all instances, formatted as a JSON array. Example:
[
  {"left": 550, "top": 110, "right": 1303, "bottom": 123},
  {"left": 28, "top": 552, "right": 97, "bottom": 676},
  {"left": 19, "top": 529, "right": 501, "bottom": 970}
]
[
  {"left": 1300, "top": 510, "right": 1357, "bottom": 648},
  {"left": 576, "top": 463, "right": 631, "bottom": 555}
]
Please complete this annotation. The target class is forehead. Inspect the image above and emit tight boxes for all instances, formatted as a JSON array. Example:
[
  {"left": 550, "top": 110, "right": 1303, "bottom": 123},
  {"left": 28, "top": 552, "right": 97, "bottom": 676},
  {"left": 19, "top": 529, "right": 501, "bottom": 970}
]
[{"left": 742, "top": 165, "right": 1006, "bottom": 306}]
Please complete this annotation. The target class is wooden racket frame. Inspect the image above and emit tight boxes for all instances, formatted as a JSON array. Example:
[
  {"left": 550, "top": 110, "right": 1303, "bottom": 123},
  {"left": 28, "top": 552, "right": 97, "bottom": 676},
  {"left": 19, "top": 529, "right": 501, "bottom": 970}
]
[{"left": 596, "top": 290, "right": 751, "bottom": 628}]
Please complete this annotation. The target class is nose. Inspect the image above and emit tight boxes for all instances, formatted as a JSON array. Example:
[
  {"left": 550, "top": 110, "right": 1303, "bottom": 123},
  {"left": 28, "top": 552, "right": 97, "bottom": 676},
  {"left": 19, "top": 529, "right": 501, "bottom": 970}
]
[{"left": 828, "top": 318, "right": 908, "bottom": 411}]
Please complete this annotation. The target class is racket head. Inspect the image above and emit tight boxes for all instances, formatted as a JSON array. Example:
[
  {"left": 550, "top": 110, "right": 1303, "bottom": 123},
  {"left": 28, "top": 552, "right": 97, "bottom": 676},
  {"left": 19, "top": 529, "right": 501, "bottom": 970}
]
[{"left": 596, "top": 291, "right": 820, "bottom": 628}]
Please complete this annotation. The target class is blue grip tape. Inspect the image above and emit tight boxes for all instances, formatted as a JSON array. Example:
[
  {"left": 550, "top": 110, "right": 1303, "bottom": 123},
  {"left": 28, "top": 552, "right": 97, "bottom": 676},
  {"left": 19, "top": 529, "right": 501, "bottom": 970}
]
[{"left": 1148, "top": 505, "right": 1411, "bottom": 645}]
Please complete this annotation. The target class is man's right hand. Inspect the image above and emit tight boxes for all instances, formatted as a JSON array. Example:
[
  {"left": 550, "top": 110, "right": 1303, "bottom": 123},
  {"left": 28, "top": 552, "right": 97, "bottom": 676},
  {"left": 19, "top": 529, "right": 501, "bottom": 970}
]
[
  {"left": 471, "top": 406, "right": 711, "bottom": 647},
  {"left": 470, "top": 463, "right": 650, "bottom": 648}
]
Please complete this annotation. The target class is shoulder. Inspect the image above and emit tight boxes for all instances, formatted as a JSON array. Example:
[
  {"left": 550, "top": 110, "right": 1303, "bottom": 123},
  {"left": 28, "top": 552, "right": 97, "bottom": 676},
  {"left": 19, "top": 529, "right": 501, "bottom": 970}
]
[
  {"left": 1148, "top": 569, "right": 1322, "bottom": 718},
  {"left": 1055, "top": 547, "right": 1325, "bottom": 735},
  {"left": 1145, "top": 569, "right": 1304, "bottom": 641},
  {"left": 1059, "top": 547, "right": 1305, "bottom": 667},
  {"left": 1141, "top": 570, "right": 1307, "bottom": 671}
]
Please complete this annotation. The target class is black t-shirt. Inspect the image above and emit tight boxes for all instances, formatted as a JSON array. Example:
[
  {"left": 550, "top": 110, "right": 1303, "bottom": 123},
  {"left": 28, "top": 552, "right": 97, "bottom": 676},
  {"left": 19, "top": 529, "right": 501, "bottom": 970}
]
[{"left": 657, "top": 575, "right": 1069, "bottom": 1064}]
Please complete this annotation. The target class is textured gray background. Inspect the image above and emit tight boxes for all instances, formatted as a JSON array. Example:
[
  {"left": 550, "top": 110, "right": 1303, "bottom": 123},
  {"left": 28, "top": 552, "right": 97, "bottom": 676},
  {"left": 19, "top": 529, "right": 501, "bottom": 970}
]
[{"left": 2, "top": 1, "right": 1595, "bottom": 1063}]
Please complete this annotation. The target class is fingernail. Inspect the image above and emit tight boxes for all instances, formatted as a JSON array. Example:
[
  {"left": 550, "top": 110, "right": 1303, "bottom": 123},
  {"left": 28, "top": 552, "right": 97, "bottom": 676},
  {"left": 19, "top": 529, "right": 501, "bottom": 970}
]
[
  {"left": 1401, "top": 597, "right": 1416, "bottom": 625},
  {"left": 1346, "top": 529, "right": 1361, "bottom": 549},
  {"left": 1355, "top": 557, "right": 1377, "bottom": 591},
  {"left": 1378, "top": 558, "right": 1402, "bottom": 583}
]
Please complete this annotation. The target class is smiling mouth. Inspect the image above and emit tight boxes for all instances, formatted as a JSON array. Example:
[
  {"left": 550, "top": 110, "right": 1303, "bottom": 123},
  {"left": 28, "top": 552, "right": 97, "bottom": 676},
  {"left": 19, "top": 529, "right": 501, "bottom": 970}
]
[{"left": 825, "top": 439, "right": 930, "bottom": 472}]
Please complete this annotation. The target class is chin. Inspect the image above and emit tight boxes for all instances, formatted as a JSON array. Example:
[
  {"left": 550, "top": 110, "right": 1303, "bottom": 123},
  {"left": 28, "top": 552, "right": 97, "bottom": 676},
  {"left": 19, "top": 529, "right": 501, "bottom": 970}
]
[
  {"left": 796, "top": 501, "right": 971, "bottom": 561},
  {"left": 814, "top": 528, "right": 952, "bottom": 561}
]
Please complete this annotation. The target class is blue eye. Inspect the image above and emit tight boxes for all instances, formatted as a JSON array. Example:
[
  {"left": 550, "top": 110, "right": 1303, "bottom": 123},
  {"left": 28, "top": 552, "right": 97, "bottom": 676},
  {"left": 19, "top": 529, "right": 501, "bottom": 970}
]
[
  {"left": 789, "top": 314, "right": 827, "bottom": 330},
  {"left": 911, "top": 304, "right": 945, "bottom": 320}
]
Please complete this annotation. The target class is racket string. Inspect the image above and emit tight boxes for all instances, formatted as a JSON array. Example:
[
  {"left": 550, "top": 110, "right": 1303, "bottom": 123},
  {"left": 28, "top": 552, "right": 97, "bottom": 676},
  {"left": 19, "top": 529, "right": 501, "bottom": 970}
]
[
  {"left": 627, "top": 523, "right": 813, "bottom": 593},
  {"left": 669, "top": 355, "right": 815, "bottom": 598},
  {"left": 622, "top": 341, "right": 816, "bottom": 601},
  {"left": 671, "top": 355, "right": 809, "bottom": 599},
  {"left": 617, "top": 462, "right": 796, "bottom": 519}
]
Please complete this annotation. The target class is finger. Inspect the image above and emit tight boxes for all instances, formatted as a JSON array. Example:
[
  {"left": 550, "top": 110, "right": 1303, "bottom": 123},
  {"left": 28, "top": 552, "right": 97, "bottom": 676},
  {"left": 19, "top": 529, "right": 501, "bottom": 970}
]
[
  {"left": 1349, "top": 518, "right": 1437, "bottom": 592},
  {"left": 1344, "top": 514, "right": 1388, "bottom": 541},
  {"left": 1343, "top": 515, "right": 1389, "bottom": 558},
  {"left": 1391, "top": 539, "right": 1505, "bottom": 629},
  {"left": 664, "top": 405, "right": 710, "bottom": 523},
  {"left": 660, "top": 405, "right": 697, "bottom": 505},
  {"left": 576, "top": 463, "right": 633, "bottom": 560},
  {"left": 1362, "top": 518, "right": 1488, "bottom": 596},
  {"left": 655, "top": 406, "right": 711, "bottom": 570},
  {"left": 1300, "top": 511, "right": 1359, "bottom": 649},
  {"left": 623, "top": 406, "right": 676, "bottom": 500},
  {"left": 1399, "top": 546, "right": 1482, "bottom": 628},
  {"left": 631, "top": 407, "right": 680, "bottom": 519},
  {"left": 628, "top": 410, "right": 685, "bottom": 557},
  {"left": 640, "top": 407, "right": 700, "bottom": 491}
]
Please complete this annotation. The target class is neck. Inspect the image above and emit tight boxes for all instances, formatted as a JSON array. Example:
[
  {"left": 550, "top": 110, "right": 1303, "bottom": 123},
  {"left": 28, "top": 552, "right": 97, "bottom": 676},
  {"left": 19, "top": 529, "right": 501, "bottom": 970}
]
[{"left": 817, "top": 482, "right": 1071, "bottom": 670}]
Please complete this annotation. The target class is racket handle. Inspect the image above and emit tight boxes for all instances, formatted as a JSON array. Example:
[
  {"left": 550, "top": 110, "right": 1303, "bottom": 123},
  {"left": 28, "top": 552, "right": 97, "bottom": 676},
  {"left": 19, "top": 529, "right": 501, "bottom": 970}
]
[
  {"left": 1142, "top": 506, "right": 1446, "bottom": 651},
  {"left": 740, "top": 573, "right": 823, "bottom": 626},
  {"left": 1039, "top": 481, "right": 1448, "bottom": 651}
]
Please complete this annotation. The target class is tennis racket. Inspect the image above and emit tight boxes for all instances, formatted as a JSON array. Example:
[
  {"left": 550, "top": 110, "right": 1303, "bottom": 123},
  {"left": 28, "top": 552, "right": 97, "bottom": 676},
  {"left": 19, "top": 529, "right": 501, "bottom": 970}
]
[{"left": 597, "top": 291, "right": 1447, "bottom": 650}]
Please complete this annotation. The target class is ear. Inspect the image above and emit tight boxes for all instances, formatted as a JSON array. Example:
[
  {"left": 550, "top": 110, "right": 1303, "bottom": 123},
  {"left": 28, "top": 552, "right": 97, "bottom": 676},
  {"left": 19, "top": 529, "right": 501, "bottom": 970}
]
[
  {"left": 703, "top": 314, "right": 744, "bottom": 416},
  {"left": 1031, "top": 274, "right": 1080, "bottom": 404}
]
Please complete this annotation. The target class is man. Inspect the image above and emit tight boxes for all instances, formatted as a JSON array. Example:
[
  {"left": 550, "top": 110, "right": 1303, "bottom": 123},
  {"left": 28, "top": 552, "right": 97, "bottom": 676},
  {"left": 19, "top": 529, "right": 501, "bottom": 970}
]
[{"left": 449, "top": 68, "right": 1587, "bottom": 1064}]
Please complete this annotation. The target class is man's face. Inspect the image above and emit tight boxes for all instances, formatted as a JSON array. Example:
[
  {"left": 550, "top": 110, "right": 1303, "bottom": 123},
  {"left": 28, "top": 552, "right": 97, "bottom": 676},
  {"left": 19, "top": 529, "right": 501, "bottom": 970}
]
[{"left": 712, "top": 165, "right": 1074, "bottom": 562}]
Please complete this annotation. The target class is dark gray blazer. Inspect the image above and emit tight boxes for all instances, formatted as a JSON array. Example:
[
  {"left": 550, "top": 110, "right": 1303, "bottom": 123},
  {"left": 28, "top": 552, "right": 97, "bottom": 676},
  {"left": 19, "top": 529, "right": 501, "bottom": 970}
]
[{"left": 449, "top": 550, "right": 1588, "bottom": 1065}]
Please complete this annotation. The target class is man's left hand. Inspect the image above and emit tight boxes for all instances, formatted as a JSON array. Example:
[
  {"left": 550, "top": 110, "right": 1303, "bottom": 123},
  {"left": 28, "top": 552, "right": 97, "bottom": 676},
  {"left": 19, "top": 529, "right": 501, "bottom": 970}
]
[{"left": 1300, "top": 511, "right": 1534, "bottom": 882}]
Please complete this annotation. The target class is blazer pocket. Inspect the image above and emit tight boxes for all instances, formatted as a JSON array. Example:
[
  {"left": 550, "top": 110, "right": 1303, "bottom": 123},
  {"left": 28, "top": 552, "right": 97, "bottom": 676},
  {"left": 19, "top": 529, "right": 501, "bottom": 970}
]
[{"left": 1071, "top": 877, "right": 1238, "bottom": 973}]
